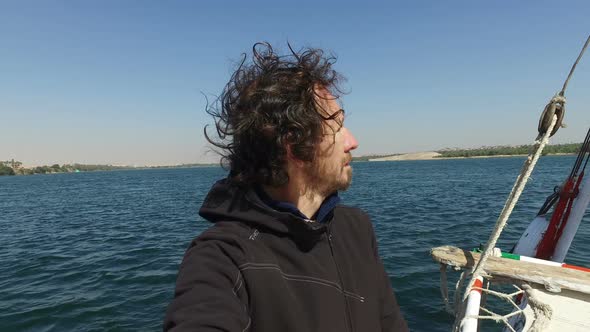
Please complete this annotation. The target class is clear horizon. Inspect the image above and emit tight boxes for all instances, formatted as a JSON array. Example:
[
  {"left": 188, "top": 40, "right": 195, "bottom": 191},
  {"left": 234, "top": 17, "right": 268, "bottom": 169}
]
[
  {"left": 3, "top": 142, "right": 585, "bottom": 168},
  {"left": 2, "top": 1, "right": 589, "bottom": 166}
]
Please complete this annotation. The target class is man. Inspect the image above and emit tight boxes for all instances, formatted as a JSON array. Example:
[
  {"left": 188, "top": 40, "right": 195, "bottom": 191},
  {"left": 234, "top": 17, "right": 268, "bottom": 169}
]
[{"left": 164, "top": 43, "right": 408, "bottom": 332}]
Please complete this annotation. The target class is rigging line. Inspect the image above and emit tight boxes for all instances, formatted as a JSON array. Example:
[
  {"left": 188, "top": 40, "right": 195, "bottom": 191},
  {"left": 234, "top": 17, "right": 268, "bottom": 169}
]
[
  {"left": 575, "top": 129, "right": 590, "bottom": 175},
  {"left": 561, "top": 35, "right": 590, "bottom": 95},
  {"left": 581, "top": 129, "right": 590, "bottom": 172},
  {"left": 582, "top": 157, "right": 590, "bottom": 178},
  {"left": 537, "top": 130, "right": 590, "bottom": 216},
  {"left": 569, "top": 127, "right": 590, "bottom": 178}
]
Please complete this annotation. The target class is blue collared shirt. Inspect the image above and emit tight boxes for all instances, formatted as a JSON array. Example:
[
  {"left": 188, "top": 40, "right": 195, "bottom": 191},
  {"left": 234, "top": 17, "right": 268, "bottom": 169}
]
[{"left": 256, "top": 187, "right": 341, "bottom": 223}]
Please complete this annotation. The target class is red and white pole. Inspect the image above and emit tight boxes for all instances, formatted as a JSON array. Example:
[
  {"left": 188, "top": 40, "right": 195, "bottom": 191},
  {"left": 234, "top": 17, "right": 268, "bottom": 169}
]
[{"left": 462, "top": 276, "right": 484, "bottom": 332}]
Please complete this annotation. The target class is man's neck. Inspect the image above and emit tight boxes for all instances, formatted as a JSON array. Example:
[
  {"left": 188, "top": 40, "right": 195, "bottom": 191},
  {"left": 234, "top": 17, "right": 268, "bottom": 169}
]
[{"left": 263, "top": 184, "right": 325, "bottom": 220}]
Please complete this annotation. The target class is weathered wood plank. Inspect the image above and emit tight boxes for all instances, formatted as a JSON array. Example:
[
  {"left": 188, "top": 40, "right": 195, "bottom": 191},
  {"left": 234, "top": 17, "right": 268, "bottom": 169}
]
[{"left": 431, "top": 245, "right": 590, "bottom": 294}]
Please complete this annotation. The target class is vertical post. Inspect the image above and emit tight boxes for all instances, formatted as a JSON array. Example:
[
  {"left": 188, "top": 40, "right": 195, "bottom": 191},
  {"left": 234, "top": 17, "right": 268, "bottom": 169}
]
[
  {"left": 461, "top": 276, "right": 483, "bottom": 332},
  {"left": 552, "top": 173, "right": 590, "bottom": 262}
]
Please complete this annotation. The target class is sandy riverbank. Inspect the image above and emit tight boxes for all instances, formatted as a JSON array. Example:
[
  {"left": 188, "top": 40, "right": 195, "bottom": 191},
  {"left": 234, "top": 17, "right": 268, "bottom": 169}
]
[{"left": 369, "top": 152, "right": 442, "bottom": 161}]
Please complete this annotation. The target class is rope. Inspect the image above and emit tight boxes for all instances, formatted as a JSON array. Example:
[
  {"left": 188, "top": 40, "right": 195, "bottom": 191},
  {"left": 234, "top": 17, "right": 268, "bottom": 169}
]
[
  {"left": 440, "top": 264, "right": 455, "bottom": 314},
  {"left": 561, "top": 35, "right": 590, "bottom": 95},
  {"left": 522, "top": 284, "right": 553, "bottom": 332},
  {"left": 451, "top": 271, "right": 469, "bottom": 332},
  {"left": 461, "top": 114, "right": 558, "bottom": 301},
  {"left": 536, "top": 186, "right": 560, "bottom": 216}
]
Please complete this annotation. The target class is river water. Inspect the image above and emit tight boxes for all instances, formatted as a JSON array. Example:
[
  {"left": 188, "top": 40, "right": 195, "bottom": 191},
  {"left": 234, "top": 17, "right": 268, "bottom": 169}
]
[{"left": 1, "top": 155, "right": 588, "bottom": 331}]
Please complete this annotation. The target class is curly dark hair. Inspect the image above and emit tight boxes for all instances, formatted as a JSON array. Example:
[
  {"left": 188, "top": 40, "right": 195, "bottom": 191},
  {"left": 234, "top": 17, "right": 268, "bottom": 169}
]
[{"left": 205, "top": 42, "right": 345, "bottom": 187}]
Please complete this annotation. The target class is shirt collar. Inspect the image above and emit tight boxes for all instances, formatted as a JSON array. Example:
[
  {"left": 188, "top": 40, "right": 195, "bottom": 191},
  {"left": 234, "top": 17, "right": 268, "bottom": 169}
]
[{"left": 256, "top": 187, "right": 340, "bottom": 223}]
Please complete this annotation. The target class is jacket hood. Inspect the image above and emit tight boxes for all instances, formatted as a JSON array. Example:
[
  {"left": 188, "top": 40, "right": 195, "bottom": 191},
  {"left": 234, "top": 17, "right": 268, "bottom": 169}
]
[{"left": 199, "top": 178, "right": 329, "bottom": 240}]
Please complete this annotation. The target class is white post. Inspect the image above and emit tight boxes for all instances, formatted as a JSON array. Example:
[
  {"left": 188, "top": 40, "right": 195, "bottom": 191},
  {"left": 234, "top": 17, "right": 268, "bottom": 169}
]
[
  {"left": 552, "top": 173, "right": 590, "bottom": 262},
  {"left": 461, "top": 276, "right": 483, "bottom": 332}
]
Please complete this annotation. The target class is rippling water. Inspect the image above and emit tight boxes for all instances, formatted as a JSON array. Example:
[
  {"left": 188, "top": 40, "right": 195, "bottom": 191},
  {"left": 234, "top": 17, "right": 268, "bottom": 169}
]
[{"left": 1, "top": 156, "right": 589, "bottom": 331}]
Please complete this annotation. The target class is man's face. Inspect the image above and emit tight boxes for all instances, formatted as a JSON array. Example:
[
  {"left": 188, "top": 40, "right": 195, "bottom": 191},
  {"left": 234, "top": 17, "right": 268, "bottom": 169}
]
[{"left": 306, "top": 89, "right": 359, "bottom": 196}]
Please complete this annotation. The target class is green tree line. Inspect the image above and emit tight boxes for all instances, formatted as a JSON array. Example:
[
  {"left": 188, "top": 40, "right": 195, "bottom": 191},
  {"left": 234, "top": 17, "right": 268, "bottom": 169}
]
[
  {"left": 435, "top": 143, "right": 582, "bottom": 158},
  {"left": 0, "top": 162, "right": 134, "bottom": 176},
  {"left": 351, "top": 143, "right": 583, "bottom": 162},
  {"left": 0, "top": 161, "right": 216, "bottom": 176}
]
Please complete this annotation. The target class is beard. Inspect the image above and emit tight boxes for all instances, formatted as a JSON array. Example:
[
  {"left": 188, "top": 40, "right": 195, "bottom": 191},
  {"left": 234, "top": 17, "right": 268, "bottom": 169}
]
[{"left": 304, "top": 154, "right": 353, "bottom": 196}]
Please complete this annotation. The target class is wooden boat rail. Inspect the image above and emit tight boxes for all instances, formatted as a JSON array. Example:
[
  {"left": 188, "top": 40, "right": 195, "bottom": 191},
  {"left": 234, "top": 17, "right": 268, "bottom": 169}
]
[{"left": 431, "top": 245, "right": 590, "bottom": 295}]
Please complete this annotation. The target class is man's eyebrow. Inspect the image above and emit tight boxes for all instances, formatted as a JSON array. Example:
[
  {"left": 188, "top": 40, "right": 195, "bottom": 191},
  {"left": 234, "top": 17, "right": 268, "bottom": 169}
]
[
  {"left": 334, "top": 109, "right": 346, "bottom": 130},
  {"left": 335, "top": 109, "right": 345, "bottom": 122}
]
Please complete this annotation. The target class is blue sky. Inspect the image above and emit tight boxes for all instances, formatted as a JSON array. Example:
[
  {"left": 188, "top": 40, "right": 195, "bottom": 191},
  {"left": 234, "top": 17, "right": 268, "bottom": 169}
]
[{"left": 1, "top": 1, "right": 589, "bottom": 166}]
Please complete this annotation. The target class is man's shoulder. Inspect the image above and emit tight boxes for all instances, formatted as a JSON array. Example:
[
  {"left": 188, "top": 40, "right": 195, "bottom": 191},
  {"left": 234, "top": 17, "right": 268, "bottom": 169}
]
[
  {"left": 191, "top": 221, "right": 254, "bottom": 247},
  {"left": 180, "top": 222, "right": 255, "bottom": 270},
  {"left": 196, "top": 221, "right": 254, "bottom": 242}
]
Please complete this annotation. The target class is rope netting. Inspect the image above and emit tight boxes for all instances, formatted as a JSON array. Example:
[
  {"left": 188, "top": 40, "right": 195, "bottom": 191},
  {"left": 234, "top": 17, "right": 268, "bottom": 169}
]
[{"left": 440, "top": 264, "right": 553, "bottom": 332}]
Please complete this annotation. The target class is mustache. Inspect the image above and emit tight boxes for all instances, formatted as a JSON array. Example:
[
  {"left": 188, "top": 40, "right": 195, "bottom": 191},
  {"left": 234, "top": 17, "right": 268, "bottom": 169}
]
[{"left": 344, "top": 154, "right": 352, "bottom": 164}]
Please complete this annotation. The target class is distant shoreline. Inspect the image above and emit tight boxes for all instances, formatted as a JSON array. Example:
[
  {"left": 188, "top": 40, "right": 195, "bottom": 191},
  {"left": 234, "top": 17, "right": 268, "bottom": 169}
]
[
  {"left": 353, "top": 143, "right": 582, "bottom": 162},
  {"left": 0, "top": 162, "right": 219, "bottom": 176},
  {"left": 3, "top": 143, "right": 582, "bottom": 176},
  {"left": 364, "top": 152, "right": 575, "bottom": 162}
]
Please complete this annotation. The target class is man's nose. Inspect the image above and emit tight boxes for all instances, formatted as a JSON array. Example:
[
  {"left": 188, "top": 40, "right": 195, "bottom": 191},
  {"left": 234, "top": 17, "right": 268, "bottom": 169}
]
[{"left": 344, "top": 128, "right": 359, "bottom": 151}]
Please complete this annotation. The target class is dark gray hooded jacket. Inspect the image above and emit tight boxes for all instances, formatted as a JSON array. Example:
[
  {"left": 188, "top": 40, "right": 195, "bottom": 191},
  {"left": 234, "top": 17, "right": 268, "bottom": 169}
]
[{"left": 164, "top": 179, "right": 408, "bottom": 332}]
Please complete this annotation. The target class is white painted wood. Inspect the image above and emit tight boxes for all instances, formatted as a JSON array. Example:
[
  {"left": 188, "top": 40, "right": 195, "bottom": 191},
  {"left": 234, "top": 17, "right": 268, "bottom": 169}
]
[
  {"left": 521, "top": 285, "right": 590, "bottom": 331},
  {"left": 513, "top": 215, "right": 548, "bottom": 257}
]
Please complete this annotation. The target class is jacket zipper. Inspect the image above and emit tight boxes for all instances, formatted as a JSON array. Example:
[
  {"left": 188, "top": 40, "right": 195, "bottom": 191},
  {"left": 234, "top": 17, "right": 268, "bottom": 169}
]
[{"left": 327, "top": 229, "right": 355, "bottom": 332}]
